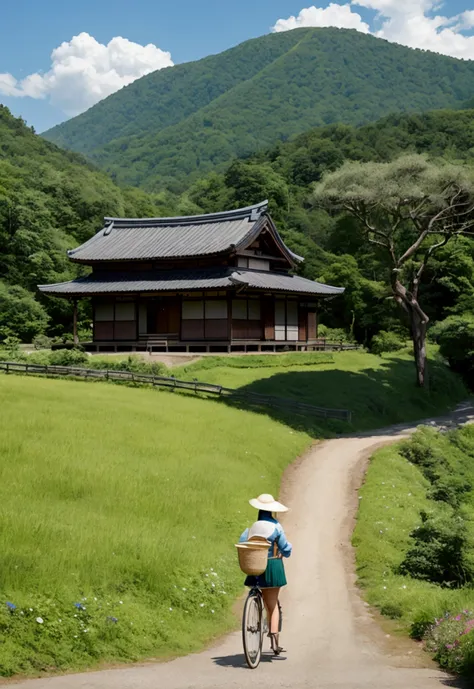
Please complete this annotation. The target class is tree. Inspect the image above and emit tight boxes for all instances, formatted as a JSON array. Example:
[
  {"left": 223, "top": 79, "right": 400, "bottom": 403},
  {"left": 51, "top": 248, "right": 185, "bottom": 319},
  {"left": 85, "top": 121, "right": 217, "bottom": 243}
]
[
  {"left": 313, "top": 155, "right": 474, "bottom": 387},
  {"left": 0, "top": 282, "right": 49, "bottom": 342},
  {"left": 432, "top": 314, "right": 474, "bottom": 389}
]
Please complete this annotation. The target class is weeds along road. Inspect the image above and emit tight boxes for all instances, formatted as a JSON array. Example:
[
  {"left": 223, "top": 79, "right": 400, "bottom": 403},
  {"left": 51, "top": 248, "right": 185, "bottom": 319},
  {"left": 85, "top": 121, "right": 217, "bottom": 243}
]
[{"left": 10, "top": 402, "right": 474, "bottom": 689}]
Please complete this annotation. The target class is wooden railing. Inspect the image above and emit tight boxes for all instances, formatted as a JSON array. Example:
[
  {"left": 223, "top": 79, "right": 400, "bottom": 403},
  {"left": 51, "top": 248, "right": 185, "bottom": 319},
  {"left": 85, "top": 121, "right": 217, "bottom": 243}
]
[{"left": 0, "top": 361, "right": 351, "bottom": 422}]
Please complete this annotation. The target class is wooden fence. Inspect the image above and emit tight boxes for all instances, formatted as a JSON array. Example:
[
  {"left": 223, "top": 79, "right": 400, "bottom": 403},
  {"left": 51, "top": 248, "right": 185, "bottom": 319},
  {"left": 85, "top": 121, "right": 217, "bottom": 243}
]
[{"left": 0, "top": 361, "right": 351, "bottom": 422}]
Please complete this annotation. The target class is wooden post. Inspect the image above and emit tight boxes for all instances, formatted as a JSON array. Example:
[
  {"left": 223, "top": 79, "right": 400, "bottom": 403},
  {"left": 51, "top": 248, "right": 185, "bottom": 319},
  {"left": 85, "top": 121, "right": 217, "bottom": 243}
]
[{"left": 73, "top": 299, "right": 79, "bottom": 346}]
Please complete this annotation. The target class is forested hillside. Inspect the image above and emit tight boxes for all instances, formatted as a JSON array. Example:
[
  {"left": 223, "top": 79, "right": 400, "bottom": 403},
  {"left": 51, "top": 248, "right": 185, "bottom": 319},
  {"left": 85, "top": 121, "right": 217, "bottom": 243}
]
[
  {"left": 0, "top": 106, "right": 186, "bottom": 340},
  {"left": 44, "top": 28, "right": 474, "bottom": 191},
  {"left": 2, "top": 102, "right": 474, "bottom": 345},
  {"left": 184, "top": 108, "right": 474, "bottom": 341}
]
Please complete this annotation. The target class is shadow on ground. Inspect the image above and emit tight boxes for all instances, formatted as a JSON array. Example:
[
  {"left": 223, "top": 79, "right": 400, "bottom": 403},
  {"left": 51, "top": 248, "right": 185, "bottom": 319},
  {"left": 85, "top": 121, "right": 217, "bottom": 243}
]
[
  {"left": 219, "top": 358, "right": 469, "bottom": 439},
  {"left": 212, "top": 652, "right": 287, "bottom": 669}
]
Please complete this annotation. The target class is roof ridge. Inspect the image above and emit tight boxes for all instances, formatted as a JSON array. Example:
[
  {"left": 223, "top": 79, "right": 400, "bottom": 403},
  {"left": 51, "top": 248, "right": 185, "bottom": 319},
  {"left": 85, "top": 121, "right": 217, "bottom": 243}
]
[{"left": 103, "top": 200, "right": 269, "bottom": 227}]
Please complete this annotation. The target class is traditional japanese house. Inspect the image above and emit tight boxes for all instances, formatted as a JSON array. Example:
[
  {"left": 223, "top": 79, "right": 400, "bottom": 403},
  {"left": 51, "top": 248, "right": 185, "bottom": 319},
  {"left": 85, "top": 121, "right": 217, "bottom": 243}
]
[{"left": 39, "top": 201, "right": 344, "bottom": 352}]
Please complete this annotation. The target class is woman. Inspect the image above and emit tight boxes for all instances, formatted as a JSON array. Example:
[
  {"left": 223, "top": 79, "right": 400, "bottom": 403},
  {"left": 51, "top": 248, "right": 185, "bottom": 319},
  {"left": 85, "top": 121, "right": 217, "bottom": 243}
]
[{"left": 239, "top": 493, "right": 292, "bottom": 655}]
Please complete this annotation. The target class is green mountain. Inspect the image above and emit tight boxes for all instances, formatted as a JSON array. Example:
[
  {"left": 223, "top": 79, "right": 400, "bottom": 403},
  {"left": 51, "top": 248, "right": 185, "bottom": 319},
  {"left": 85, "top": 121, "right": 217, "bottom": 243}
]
[{"left": 44, "top": 28, "right": 474, "bottom": 192}]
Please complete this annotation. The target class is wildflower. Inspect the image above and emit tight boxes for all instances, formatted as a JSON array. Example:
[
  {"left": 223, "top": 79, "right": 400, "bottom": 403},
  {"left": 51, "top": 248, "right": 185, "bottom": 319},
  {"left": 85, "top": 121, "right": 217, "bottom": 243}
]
[
  {"left": 402, "top": 585, "right": 407, "bottom": 590},
  {"left": 169, "top": 607, "right": 173, "bottom": 611},
  {"left": 29, "top": 607, "right": 33, "bottom": 611},
  {"left": 119, "top": 601, "right": 123, "bottom": 605},
  {"left": 200, "top": 603, "right": 205, "bottom": 607},
  {"left": 83, "top": 629, "right": 88, "bottom": 633},
  {"left": 74, "top": 602, "right": 85, "bottom": 610},
  {"left": 383, "top": 586, "right": 387, "bottom": 590},
  {"left": 74, "top": 614, "right": 78, "bottom": 618},
  {"left": 36, "top": 617, "right": 44, "bottom": 624},
  {"left": 58, "top": 619, "right": 62, "bottom": 622},
  {"left": 211, "top": 583, "right": 215, "bottom": 588},
  {"left": 94, "top": 597, "right": 97, "bottom": 601},
  {"left": 74, "top": 635, "right": 78, "bottom": 638},
  {"left": 211, "top": 609, "right": 215, "bottom": 614},
  {"left": 210, "top": 568, "right": 214, "bottom": 571},
  {"left": 6, "top": 602, "right": 16, "bottom": 611},
  {"left": 182, "top": 588, "right": 187, "bottom": 592},
  {"left": 107, "top": 616, "right": 118, "bottom": 624}
]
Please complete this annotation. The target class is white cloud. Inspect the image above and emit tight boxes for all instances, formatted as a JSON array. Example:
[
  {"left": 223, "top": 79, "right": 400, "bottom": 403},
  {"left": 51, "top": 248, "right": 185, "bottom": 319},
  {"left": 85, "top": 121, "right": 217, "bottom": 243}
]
[
  {"left": 272, "top": 1, "right": 474, "bottom": 60},
  {"left": 273, "top": 3, "right": 370, "bottom": 33},
  {"left": 0, "top": 32, "right": 173, "bottom": 116}
]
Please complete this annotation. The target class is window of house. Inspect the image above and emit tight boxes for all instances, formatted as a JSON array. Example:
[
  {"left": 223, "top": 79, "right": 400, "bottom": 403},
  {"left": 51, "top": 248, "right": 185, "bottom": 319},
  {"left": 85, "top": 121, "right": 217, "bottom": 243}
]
[
  {"left": 182, "top": 300, "right": 204, "bottom": 319},
  {"left": 95, "top": 302, "right": 114, "bottom": 321},
  {"left": 232, "top": 299, "right": 261, "bottom": 320}
]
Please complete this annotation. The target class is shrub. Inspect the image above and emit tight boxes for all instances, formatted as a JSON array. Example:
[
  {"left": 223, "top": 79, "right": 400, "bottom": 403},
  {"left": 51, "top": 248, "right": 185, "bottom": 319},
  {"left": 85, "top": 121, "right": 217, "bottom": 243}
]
[
  {"left": 399, "top": 510, "right": 473, "bottom": 587},
  {"left": 399, "top": 427, "right": 473, "bottom": 508},
  {"left": 370, "top": 330, "right": 405, "bottom": 355},
  {"left": 0, "top": 336, "right": 22, "bottom": 360},
  {"left": 49, "top": 349, "right": 89, "bottom": 366},
  {"left": 424, "top": 611, "right": 474, "bottom": 676},
  {"left": 318, "top": 325, "right": 354, "bottom": 343},
  {"left": 432, "top": 314, "right": 474, "bottom": 389},
  {"left": 87, "top": 356, "right": 167, "bottom": 376},
  {"left": 32, "top": 335, "right": 52, "bottom": 350}
]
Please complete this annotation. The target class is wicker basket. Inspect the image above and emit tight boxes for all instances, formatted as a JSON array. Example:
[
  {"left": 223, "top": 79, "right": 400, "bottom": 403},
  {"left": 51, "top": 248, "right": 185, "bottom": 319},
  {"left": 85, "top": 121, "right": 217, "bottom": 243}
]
[{"left": 235, "top": 541, "right": 269, "bottom": 576}]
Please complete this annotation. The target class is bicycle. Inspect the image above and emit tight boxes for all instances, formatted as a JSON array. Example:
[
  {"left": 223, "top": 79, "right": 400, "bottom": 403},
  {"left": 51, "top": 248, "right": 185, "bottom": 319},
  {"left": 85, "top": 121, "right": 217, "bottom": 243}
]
[{"left": 242, "top": 577, "right": 283, "bottom": 669}]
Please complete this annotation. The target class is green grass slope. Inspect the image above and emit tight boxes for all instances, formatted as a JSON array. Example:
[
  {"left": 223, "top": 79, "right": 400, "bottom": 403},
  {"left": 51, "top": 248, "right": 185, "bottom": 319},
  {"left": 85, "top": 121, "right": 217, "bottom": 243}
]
[
  {"left": 353, "top": 426, "right": 474, "bottom": 678},
  {"left": 0, "top": 374, "right": 309, "bottom": 675},
  {"left": 175, "top": 350, "right": 468, "bottom": 435},
  {"left": 43, "top": 28, "right": 474, "bottom": 191}
]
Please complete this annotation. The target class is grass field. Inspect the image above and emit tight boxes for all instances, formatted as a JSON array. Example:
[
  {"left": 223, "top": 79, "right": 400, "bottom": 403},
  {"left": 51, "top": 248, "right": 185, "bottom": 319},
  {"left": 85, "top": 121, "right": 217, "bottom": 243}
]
[
  {"left": 0, "top": 375, "right": 309, "bottom": 675},
  {"left": 176, "top": 349, "right": 468, "bottom": 435},
  {"left": 0, "top": 349, "right": 468, "bottom": 676}
]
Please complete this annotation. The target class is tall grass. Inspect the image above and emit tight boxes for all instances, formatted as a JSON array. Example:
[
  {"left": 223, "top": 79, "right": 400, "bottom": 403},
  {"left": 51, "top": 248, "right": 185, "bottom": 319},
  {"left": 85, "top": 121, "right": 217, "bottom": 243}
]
[{"left": 0, "top": 375, "right": 309, "bottom": 675}]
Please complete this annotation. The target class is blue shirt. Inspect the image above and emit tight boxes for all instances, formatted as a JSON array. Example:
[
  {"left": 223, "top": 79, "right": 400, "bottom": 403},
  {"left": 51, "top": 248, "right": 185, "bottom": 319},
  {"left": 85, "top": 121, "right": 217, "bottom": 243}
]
[{"left": 239, "top": 514, "right": 292, "bottom": 559}]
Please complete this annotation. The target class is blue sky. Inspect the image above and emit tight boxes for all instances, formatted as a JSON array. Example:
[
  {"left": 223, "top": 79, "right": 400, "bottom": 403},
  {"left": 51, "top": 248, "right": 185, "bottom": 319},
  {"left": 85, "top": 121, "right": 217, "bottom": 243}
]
[{"left": 1, "top": 0, "right": 473, "bottom": 132}]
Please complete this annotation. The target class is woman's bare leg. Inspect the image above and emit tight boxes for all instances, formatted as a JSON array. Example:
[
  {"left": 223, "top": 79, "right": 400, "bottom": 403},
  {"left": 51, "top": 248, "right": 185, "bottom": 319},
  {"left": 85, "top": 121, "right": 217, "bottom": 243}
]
[{"left": 262, "top": 587, "right": 280, "bottom": 634}]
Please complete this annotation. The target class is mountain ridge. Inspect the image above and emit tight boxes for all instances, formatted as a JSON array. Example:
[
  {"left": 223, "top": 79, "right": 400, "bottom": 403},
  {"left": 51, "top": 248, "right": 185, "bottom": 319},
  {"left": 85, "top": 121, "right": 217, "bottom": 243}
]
[{"left": 43, "top": 28, "right": 474, "bottom": 192}]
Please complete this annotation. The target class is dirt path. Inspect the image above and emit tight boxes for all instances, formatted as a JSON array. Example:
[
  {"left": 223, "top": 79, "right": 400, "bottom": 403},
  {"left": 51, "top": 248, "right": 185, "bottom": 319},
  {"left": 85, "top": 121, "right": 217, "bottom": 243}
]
[{"left": 10, "top": 402, "right": 473, "bottom": 689}]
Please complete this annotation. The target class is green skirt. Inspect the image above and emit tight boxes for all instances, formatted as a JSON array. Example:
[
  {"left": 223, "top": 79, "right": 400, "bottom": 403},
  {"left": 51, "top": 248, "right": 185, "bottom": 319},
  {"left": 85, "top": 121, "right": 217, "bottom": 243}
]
[{"left": 245, "top": 557, "right": 287, "bottom": 588}]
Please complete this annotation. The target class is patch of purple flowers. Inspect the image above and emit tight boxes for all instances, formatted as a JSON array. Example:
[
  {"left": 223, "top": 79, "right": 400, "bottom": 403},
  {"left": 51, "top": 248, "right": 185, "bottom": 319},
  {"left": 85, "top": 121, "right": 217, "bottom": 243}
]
[
  {"left": 6, "top": 601, "right": 16, "bottom": 611},
  {"left": 106, "top": 616, "right": 118, "bottom": 624},
  {"left": 74, "top": 602, "right": 85, "bottom": 611}
]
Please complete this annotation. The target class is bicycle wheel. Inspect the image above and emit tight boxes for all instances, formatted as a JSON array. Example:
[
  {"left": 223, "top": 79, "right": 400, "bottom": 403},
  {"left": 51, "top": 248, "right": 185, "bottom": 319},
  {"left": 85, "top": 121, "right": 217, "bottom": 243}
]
[{"left": 242, "top": 591, "right": 263, "bottom": 669}]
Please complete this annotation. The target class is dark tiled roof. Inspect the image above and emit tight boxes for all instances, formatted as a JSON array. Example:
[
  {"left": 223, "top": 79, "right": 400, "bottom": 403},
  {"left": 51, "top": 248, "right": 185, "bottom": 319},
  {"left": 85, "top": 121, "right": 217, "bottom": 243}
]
[
  {"left": 38, "top": 268, "right": 344, "bottom": 297},
  {"left": 231, "top": 271, "right": 345, "bottom": 296},
  {"left": 67, "top": 201, "right": 293, "bottom": 263},
  {"left": 39, "top": 269, "right": 233, "bottom": 295}
]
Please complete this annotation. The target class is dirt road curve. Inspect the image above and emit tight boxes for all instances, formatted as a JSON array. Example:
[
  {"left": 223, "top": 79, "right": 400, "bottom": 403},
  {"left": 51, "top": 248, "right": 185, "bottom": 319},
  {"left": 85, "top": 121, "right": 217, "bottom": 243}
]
[{"left": 11, "top": 403, "right": 474, "bottom": 689}]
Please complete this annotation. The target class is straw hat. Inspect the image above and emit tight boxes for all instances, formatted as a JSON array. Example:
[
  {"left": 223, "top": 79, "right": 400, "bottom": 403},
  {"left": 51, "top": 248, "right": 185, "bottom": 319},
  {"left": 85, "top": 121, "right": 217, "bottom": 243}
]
[{"left": 249, "top": 493, "right": 289, "bottom": 513}]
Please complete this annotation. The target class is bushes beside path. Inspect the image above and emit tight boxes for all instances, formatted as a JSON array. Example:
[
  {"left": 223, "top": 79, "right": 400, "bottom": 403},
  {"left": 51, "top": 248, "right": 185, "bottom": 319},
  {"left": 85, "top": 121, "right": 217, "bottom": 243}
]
[{"left": 353, "top": 425, "right": 474, "bottom": 681}]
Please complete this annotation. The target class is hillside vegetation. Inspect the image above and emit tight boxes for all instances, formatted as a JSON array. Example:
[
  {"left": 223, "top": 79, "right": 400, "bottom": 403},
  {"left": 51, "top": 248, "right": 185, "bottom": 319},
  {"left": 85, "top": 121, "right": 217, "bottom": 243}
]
[
  {"left": 354, "top": 425, "right": 474, "bottom": 679},
  {"left": 185, "top": 109, "right": 474, "bottom": 343},
  {"left": 43, "top": 29, "right": 474, "bottom": 191},
  {"left": 0, "top": 106, "right": 188, "bottom": 339},
  {"left": 3, "top": 99, "right": 474, "bottom": 350}
]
